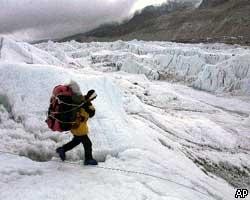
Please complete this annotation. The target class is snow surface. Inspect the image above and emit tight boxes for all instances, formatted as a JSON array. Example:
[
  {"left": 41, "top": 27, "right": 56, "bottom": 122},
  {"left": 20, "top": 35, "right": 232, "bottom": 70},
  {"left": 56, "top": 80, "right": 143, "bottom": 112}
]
[{"left": 0, "top": 37, "right": 250, "bottom": 200}]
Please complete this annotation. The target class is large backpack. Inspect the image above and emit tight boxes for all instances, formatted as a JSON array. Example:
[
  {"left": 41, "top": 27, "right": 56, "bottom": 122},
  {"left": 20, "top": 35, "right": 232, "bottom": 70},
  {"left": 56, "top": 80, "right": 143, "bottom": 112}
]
[{"left": 46, "top": 85, "right": 83, "bottom": 132}]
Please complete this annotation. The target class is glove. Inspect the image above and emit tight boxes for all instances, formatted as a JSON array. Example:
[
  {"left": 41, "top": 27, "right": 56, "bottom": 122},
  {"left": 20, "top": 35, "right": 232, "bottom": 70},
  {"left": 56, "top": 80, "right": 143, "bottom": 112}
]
[{"left": 86, "top": 90, "right": 97, "bottom": 101}]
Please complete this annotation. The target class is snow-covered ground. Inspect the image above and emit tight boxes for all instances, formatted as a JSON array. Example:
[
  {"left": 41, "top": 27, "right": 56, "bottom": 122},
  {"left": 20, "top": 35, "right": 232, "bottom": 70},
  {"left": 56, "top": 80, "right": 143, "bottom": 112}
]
[{"left": 0, "top": 37, "right": 249, "bottom": 200}]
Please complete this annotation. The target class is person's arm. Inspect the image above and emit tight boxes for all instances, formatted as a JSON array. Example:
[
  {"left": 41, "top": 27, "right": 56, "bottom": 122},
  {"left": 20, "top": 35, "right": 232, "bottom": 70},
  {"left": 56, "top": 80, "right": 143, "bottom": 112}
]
[{"left": 83, "top": 102, "right": 95, "bottom": 118}]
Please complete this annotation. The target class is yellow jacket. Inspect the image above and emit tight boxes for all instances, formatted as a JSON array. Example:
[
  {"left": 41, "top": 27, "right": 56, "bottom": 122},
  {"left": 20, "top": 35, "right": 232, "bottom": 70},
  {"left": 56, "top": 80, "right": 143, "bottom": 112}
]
[{"left": 71, "top": 101, "right": 95, "bottom": 136}]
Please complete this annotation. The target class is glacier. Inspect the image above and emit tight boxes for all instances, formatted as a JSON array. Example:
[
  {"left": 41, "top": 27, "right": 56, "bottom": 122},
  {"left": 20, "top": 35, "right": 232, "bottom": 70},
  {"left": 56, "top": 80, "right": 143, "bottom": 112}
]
[
  {"left": 0, "top": 37, "right": 249, "bottom": 200},
  {"left": 35, "top": 39, "right": 250, "bottom": 95}
]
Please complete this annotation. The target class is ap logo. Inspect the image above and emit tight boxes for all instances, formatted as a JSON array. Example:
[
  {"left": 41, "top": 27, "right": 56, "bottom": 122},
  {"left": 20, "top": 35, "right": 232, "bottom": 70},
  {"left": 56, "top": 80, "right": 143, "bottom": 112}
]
[{"left": 235, "top": 189, "right": 248, "bottom": 199}]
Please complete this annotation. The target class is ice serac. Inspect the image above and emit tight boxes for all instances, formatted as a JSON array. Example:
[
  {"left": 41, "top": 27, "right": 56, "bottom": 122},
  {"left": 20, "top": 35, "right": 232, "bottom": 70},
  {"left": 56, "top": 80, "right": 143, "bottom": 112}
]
[
  {"left": 0, "top": 37, "right": 63, "bottom": 65},
  {"left": 0, "top": 62, "right": 140, "bottom": 159},
  {"left": 194, "top": 54, "right": 250, "bottom": 94},
  {"left": 36, "top": 40, "right": 250, "bottom": 95}
]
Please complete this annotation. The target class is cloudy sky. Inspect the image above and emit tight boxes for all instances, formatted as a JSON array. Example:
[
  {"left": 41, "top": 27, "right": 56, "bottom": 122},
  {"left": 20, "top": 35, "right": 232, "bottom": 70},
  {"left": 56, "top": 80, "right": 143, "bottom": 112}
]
[
  {"left": 131, "top": 0, "right": 168, "bottom": 12},
  {"left": 0, "top": 0, "right": 199, "bottom": 42}
]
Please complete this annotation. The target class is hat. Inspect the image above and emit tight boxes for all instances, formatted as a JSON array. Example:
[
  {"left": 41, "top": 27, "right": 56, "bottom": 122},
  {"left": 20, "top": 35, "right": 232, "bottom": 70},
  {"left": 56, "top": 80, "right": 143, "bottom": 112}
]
[
  {"left": 68, "top": 80, "right": 82, "bottom": 95},
  {"left": 86, "top": 89, "right": 97, "bottom": 101}
]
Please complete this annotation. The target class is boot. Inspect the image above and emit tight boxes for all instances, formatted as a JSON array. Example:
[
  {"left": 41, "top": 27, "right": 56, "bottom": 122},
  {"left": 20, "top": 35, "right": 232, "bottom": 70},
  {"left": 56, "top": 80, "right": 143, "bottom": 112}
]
[{"left": 84, "top": 158, "right": 98, "bottom": 165}]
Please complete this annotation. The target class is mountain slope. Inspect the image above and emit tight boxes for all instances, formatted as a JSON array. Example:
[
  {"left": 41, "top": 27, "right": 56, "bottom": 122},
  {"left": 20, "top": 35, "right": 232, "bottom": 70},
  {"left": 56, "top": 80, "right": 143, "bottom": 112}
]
[
  {"left": 63, "top": 0, "right": 250, "bottom": 45},
  {"left": 199, "top": 0, "right": 229, "bottom": 8},
  {"left": 60, "top": 1, "right": 197, "bottom": 42}
]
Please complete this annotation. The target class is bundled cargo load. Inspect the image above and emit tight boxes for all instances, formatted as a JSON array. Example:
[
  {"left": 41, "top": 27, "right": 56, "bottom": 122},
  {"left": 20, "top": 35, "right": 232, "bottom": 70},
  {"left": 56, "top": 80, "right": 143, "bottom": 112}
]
[{"left": 46, "top": 84, "right": 84, "bottom": 132}]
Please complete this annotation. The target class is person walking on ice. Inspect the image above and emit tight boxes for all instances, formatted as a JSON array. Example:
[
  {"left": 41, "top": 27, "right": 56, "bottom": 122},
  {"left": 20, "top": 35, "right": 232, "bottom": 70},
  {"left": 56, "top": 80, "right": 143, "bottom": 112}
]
[{"left": 55, "top": 80, "right": 98, "bottom": 165}]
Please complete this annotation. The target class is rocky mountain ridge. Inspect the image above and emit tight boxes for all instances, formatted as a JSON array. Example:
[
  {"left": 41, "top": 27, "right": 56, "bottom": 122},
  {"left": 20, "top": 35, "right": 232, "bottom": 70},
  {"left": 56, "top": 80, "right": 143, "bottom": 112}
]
[{"left": 60, "top": 0, "right": 250, "bottom": 46}]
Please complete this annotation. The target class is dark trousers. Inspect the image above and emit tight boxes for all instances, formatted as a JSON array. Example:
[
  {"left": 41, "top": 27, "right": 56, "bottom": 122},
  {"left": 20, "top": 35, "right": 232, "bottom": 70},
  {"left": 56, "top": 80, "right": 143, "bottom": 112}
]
[{"left": 62, "top": 135, "right": 93, "bottom": 160}]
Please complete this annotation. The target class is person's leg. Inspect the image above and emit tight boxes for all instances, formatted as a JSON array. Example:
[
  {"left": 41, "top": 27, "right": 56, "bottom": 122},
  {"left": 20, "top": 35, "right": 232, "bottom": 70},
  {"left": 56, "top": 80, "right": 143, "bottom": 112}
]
[
  {"left": 62, "top": 136, "right": 81, "bottom": 152},
  {"left": 56, "top": 136, "right": 81, "bottom": 161},
  {"left": 81, "top": 135, "right": 93, "bottom": 160},
  {"left": 82, "top": 135, "right": 97, "bottom": 165}
]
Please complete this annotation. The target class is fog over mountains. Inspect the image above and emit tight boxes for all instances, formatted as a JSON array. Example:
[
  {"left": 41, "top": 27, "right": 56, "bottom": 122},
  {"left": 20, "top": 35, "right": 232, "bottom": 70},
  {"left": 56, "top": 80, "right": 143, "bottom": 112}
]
[{"left": 0, "top": 0, "right": 201, "bottom": 42}]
